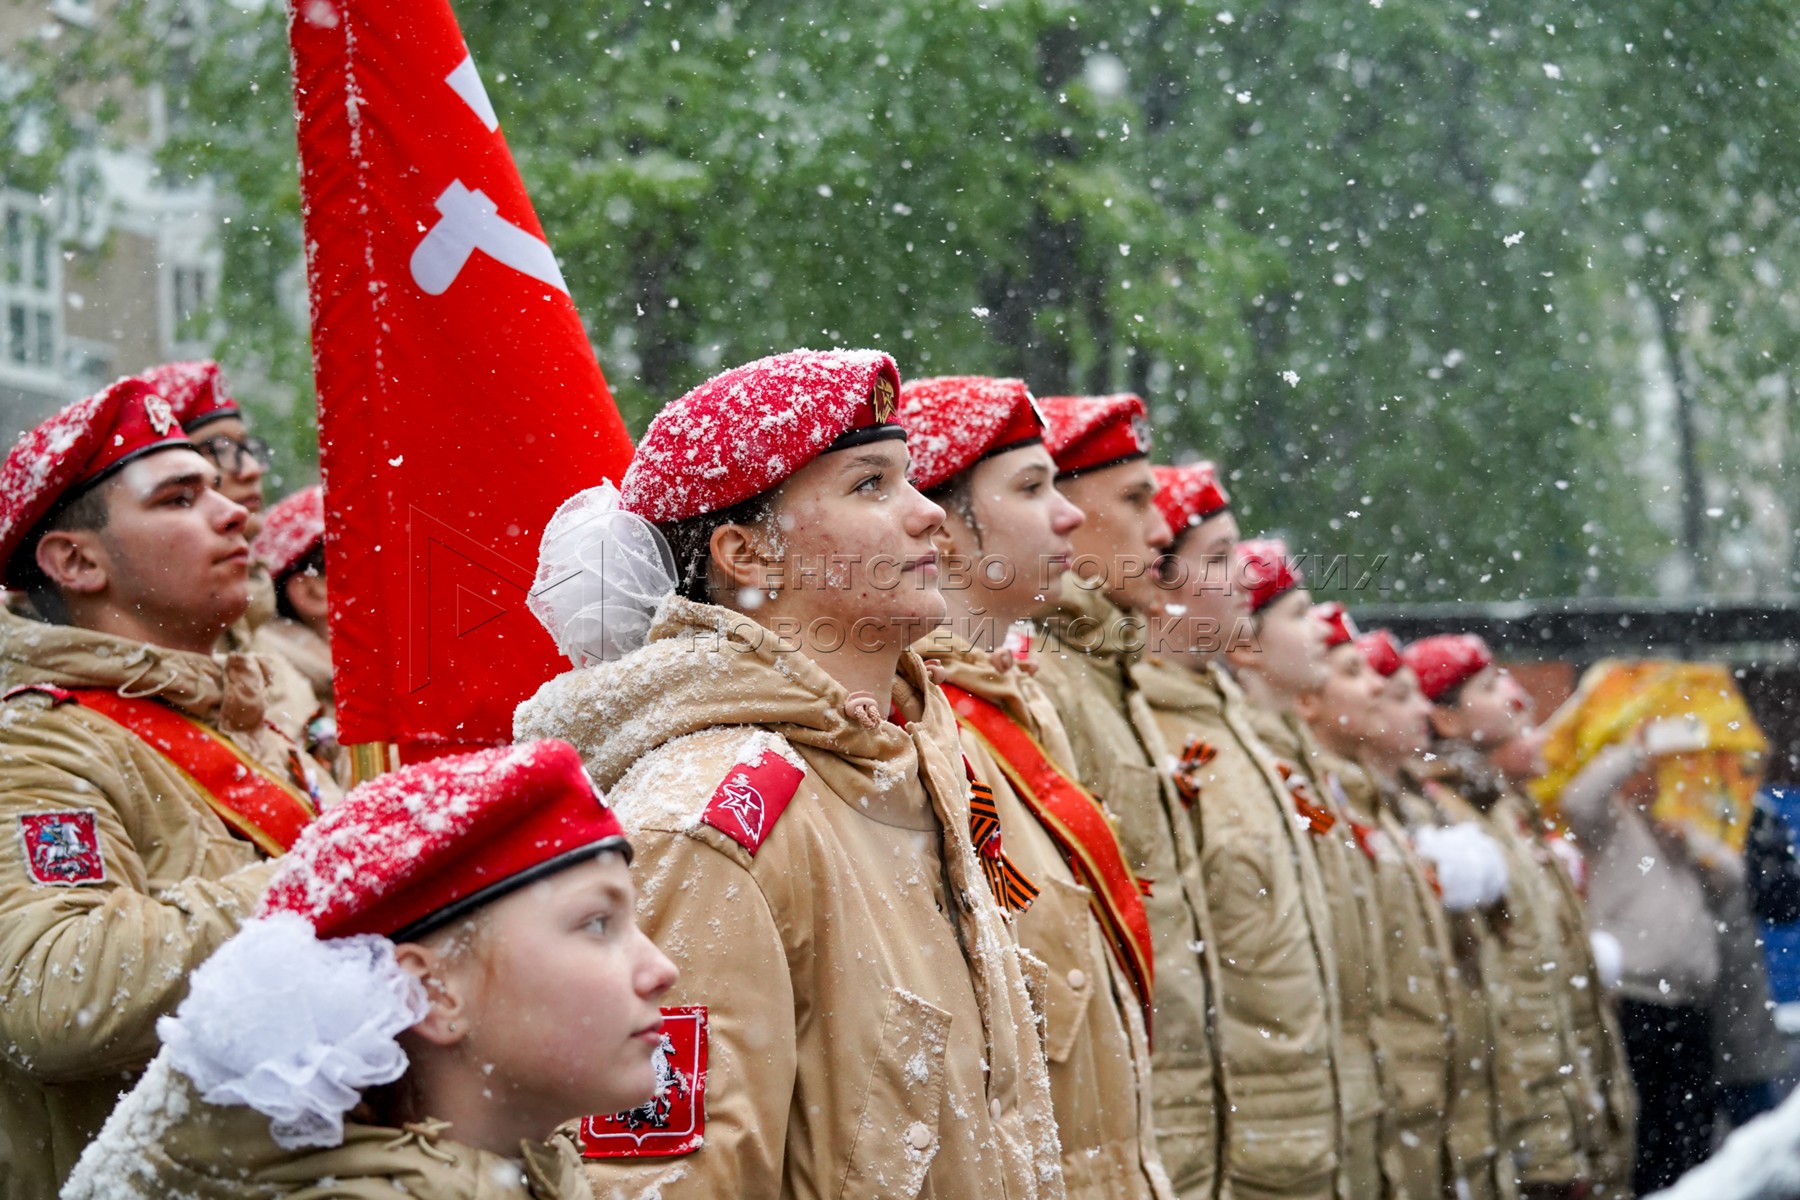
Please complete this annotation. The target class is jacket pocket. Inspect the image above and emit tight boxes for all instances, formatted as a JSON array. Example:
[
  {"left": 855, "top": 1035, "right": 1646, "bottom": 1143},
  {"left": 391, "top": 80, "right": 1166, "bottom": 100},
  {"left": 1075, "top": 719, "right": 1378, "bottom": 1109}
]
[
  {"left": 839, "top": 988, "right": 954, "bottom": 1200},
  {"left": 1027, "top": 876, "right": 1098, "bottom": 1064},
  {"left": 1099, "top": 758, "right": 1167, "bottom": 875}
]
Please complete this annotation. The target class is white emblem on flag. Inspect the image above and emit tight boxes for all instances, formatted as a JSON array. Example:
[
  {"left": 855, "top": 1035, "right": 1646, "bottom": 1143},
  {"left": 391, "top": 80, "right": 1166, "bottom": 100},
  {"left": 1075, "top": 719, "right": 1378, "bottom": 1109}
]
[
  {"left": 410, "top": 180, "right": 569, "bottom": 296},
  {"left": 445, "top": 53, "right": 499, "bottom": 132}
]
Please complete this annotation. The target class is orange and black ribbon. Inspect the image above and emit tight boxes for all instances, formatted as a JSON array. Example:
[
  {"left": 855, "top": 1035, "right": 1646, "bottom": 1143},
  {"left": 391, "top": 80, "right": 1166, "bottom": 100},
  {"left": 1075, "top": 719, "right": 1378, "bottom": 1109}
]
[
  {"left": 967, "top": 777, "right": 1041, "bottom": 914},
  {"left": 1276, "top": 760, "right": 1338, "bottom": 837},
  {"left": 945, "top": 684, "right": 1157, "bottom": 1039},
  {"left": 1171, "top": 736, "right": 1218, "bottom": 808}
]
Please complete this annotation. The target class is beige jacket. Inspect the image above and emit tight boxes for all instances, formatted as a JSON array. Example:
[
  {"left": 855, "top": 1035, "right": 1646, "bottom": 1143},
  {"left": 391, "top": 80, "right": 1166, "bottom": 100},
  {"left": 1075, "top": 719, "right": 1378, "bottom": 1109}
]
[
  {"left": 1247, "top": 712, "right": 1384, "bottom": 1200},
  {"left": 516, "top": 599, "right": 1063, "bottom": 1200},
  {"left": 1362, "top": 774, "right": 1458, "bottom": 1200},
  {"left": 1133, "top": 659, "right": 1341, "bottom": 1200},
  {"left": 0, "top": 608, "right": 324, "bottom": 1198},
  {"left": 63, "top": 1052, "right": 588, "bottom": 1198},
  {"left": 918, "top": 629, "right": 1174, "bottom": 1200},
  {"left": 1029, "top": 577, "right": 1221, "bottom": 1200}
]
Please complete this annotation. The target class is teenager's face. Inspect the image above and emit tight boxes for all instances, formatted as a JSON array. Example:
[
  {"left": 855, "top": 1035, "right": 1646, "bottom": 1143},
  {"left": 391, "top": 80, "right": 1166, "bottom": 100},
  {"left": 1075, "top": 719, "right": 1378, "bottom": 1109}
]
[
  {"left": 1301, "top": 641, "right": 1386, "bottom": 748},
  {"left": 1057, "top": 459, "right": 1172, "bottom": 616},
  {"left": 1437, "top": 663, "right": 1529, "bottom": 746},
  {"left": 189, "top": 415, "right": 267, "bottom": 538},
  {"left": 442, "top": 855, "right": 678, "bottom": 1133},
  {"left": 750, "top": 439, "right": 948, "bottom": 647},
  {"left": 1370, "top": 666, "right": 1435, "bottom": 761},
  {"left": 935, "top": 444, "right": 1084, "bottom": 626},
  {"left": 1156, "top": 511, "right": 1247, "bottom": 653},
  {"left": 70, "top": 449, "right": 253, "bottom": 640},
  {"left": 1230, "top": 586, "right": 1328, "bottom": 695}
]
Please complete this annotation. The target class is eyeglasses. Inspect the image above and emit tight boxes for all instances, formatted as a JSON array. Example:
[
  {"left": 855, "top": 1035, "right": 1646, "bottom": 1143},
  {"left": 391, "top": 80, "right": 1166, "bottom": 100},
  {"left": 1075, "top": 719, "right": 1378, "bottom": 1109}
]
[{"left": 193, "top": 434, "right": 273, "bottom": 475}]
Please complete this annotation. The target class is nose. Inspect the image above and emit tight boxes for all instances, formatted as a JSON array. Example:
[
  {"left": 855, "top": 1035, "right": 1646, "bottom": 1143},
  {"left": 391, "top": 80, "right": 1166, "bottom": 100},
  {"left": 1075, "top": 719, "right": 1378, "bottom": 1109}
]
[
  {"left": 638, "top": 932, "right": 679, "bottom": 1001},
  {"left": 1144, "top": 506, "right": 1174, "bottom": 552},
  {"left": 1052, "top": 491, "right": 1086, "bottom": 535},
  {"left": 905, "top": 481, "right": 946, "bottom": 541},
  {"left": 211, "top": 489, "right": 251, "bottom": 537}
]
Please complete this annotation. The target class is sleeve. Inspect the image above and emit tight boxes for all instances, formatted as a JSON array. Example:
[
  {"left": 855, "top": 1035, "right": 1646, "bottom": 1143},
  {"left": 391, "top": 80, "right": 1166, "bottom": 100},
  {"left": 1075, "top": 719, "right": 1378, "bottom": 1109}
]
[
  {"left": 0, "top": 706, "right": 275, "bottom": 1083},
  {"left": 583, "top": 824, "right": 797, "bottom": 1200},
  {"left": 1558, "top": 743, "right": 1638, "bottom": 845}
]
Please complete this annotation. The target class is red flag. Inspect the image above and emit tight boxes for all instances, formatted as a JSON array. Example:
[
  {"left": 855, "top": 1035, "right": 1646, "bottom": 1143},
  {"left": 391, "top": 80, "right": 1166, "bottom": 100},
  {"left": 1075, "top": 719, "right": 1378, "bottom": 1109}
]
[{"left": 288, "top": 0, "right": 633, "bottom": 754}]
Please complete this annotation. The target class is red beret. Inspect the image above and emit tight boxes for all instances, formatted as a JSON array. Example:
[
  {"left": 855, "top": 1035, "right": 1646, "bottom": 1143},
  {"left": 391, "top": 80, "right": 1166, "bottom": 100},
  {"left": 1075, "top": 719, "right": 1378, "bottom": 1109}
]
[
  {"left": 1153, "top": 462, "right": 1230, "bottom": 537},
  {"left": 1314, "top": 601, "right": 1358, "bottom": 649},
  {"left": 897, "top": 376, "right": 1045, "bottom": 493},
  {"left": 1235, "top": 537, "right": 1303, "bottom": 614},
  {"left": 1356, "top": 630, "right": 1404, "bottom": 678},
  {"left": 1402, "top": 633, "right": 1495, "bottom": 703},
  {"left": 622, "top": 350, "right": 903, "bottom": 525},
  {"left": 1039, "top": 394, "right": 1151, "bottom": 478},
  {"left": 259, "top": 740, "right": 629, "bottom": 941},
  {"left": 254, "top": 485, "right": 325, "bottom": 579},
  {"left": 0, "top": 377, "right": 192, "bottom": 583},
  {"left": 138, "top": 360, "right": 241, "bottom": 432}
]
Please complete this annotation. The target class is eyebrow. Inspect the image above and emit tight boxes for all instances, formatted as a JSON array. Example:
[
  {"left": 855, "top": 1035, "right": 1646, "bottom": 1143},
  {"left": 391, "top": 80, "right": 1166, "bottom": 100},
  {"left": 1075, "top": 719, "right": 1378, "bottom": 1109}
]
[
  {"left": 844, "top": 450, "right": 909, "bottom": 472},
  {"left": 135, "top": 470, "right": 215, "bottom": 499}
]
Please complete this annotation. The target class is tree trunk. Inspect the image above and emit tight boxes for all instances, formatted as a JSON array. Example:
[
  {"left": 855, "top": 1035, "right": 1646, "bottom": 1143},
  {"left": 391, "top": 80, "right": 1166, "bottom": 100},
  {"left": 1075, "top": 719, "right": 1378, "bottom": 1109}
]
[{"left": 1648, "top": 286, "right": 1707, "bottom": 594}]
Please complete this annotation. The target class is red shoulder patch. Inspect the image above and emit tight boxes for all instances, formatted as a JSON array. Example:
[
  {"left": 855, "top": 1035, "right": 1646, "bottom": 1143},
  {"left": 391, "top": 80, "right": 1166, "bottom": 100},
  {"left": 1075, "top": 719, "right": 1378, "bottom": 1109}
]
[
  {"left": 580, "top": 1005, "right": 708, "bottom": 1158},
  {"left": 701, "top": 748, "right": 804, "bottom": 855},
  {"left": 18, "top": 810, "right": 105, "bottom": 886},
  {"left": 3, "top": 683, "right": 76, "bottom": 705}
]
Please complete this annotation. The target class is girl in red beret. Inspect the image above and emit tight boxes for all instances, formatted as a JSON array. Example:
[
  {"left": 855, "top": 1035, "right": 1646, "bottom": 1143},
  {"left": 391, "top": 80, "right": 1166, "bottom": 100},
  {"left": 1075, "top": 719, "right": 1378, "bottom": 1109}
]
[
  {"left": 64, "top": 740, "right": 678, "bottom": 1200},
  {"left": 517, "top": 350, "right": 1061, "bottom": 1200}
]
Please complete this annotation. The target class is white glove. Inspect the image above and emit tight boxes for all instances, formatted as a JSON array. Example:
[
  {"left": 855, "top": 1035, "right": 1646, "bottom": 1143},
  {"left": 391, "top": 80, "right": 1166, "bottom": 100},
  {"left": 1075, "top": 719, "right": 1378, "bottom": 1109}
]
[
  {"left": 1414, "top": 822, "right": 1510, "bottom": 913},
  {"left": 1589, "top": 930, "right": 1623, "bottom": 991}
]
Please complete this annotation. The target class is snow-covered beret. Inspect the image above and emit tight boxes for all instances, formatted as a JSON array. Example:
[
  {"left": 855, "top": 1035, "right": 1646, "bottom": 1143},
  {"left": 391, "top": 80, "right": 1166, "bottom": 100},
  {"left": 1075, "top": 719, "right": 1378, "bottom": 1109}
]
[
  {"left": 259, "top": 739, "right": 629, "bottom": 942},
  {"left": 1039, "top": 393, "right": 1151, "bottom": 479},
  {"left": 1152, "top": 462, "right": 1230, "bottom": 537},
  {"left": 0, "top": 376, "right": 192, "bottom": 583},
  {"left": 1356, "top": 629, "right": 1405, "bottom": 678},
  {"left": 1402, "top": 633, "right": 1495, "bottom": 702},
  {"left": 138, "top": 359, "right": 241, "bottom": 432},
  {"left": 621, "top": 348, "right": 904, "bottom": 525},
  {"left": 254, "top": 484, "right": 325, "bottom": 579},
  {"left": 1315, "top": 602, "right": 1357, "bottom": 650},
  {"left": 897, "top": 375, "right": 1044, "bottom": 493},
  {"left": 1235, "top": 537, "right": 1302, "bottom": 615}
]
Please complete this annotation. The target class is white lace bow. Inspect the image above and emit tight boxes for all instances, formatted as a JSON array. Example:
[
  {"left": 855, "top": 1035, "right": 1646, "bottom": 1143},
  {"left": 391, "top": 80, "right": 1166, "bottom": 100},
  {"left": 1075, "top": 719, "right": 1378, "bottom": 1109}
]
[
  {"left": 528, "top": 482, "right": 677, "bottom": 666},
  {"left": 158, "top": 913, "right": 428, "bottom": 1150}
]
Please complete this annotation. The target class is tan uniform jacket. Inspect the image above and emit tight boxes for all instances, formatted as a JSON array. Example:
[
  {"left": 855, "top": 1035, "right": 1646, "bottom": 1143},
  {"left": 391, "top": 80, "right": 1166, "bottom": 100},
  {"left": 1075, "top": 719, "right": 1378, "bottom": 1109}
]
[
  {"left": 1424, "top": 754, "right": 1585, "bottom": 1188},
  {"left": 516, "top": 599, "right": 1063, "bottom": 1200},
  {"left": 1396, "top": 773, "right": 1513, "bottom": 1200},
  {"left": 1359, "top": 774, "right": 1457, "bottom": 1200},
  {"left": 62, "top": 1051, "right": 588, "bottom": 1199},
  {"left": 0, "top": 608, "right": 327, "bottom": 1198},
  {"left": 1132, "top": 659, "right": 1340, "bottom": 1200},
  {"left": 253, "top": 618, "right": 347, "bottom": 788},
  {"left": 1029, "top": 577, "right": 1221, "bottom": 1200},
  {"left": 1247, "top": 711, "right": 1384, "bottom": 1200},
  {"left": 918, "top": 629, "right": 1174, "bottom": 1200}
]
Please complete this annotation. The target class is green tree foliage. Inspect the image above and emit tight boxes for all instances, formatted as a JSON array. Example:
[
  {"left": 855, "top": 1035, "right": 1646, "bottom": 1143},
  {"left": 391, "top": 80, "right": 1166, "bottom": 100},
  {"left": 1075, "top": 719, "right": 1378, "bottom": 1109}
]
[{"left": 11, "top": 0, "right": 1798, "bottom": 599}]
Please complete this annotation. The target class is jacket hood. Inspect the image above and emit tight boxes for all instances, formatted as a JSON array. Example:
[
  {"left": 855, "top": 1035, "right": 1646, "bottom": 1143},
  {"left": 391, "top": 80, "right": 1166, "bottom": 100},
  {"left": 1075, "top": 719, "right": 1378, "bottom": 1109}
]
[
  {"left": 1132, "top": 655, "right": 1230, "bottom": 719},
  {"left": 515, "top": 595, "right": 936, "bottom": 793},
  {"left": 1036, "top": 573, "right": 1147, "bottom": 667},
  {"left": 0, "top": 604, "right": 272, "bottom": 732}
]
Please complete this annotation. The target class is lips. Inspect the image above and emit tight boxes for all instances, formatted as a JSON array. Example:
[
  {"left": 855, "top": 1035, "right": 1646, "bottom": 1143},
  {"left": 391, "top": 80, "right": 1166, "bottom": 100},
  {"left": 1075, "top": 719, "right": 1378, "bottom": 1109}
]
[
  {"left": 904, "top": 551, "right": 938, "bottom": 573},
  {"left": 633, "top": 1015, "right": 665, "bottom": 1044}
]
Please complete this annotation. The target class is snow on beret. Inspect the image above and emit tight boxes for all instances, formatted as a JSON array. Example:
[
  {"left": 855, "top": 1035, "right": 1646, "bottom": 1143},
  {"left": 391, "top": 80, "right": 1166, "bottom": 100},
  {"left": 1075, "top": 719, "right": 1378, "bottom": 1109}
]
[
  {"left": 897, "top": 375, "right": 1044, "bottom": 493},
  {"left": 1039, "top": 393, "right": 1151, "bottom": 478}
]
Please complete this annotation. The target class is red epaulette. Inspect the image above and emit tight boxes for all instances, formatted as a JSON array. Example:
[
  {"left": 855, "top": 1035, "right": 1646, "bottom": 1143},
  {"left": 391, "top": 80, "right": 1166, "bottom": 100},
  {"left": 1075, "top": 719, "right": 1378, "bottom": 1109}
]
[
  {"left": 700, "top": 746, "right": 805, "bottom": 856},
  {"left": 3, "top": 683, "right": 76, "bottom": 705}
]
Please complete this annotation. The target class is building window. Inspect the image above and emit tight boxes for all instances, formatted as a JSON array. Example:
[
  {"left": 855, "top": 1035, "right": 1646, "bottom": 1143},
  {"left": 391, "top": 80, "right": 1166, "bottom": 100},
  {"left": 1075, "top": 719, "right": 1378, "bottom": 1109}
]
[{"left": 0, "top": 196, "right": 61, "bottom": 379}]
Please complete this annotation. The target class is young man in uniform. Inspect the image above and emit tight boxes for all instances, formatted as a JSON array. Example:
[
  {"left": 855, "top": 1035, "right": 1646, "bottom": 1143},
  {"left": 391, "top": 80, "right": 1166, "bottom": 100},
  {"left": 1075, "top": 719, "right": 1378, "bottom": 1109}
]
[
  {"left": 1404, "top": 634, "right": 1592, "bottom": 1200},
  {"left": 1028, "top": 396, "right": 1223, "bottom": 1200},
  {"left": 900, "top": 375, "right": 1174, "bottom": 1200},
  {"left": 0, "top": 377, "right": 330, "bottom": 1197},
  {"left": 1132, "top": 467, "right": 1342, "bottom": 1200},
  {"left": 1223, "top": 541, "right": 1385, "bottom": 1200}
]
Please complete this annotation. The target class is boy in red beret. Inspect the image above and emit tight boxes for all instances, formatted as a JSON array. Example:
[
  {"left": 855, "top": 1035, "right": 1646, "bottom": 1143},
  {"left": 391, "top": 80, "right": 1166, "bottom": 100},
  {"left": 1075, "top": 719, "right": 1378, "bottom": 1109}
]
[
  {"left": 1026, "top": 395, "right": 1223, "bottom": 1200},
  {"left": 900, "top": 376, "right": 1174, "bottom": 1200},
  {"left": 1130, "top": 469, "right": 1343, "bottom": 1200},
  {"left": 0, "top": 378, "right": 334, "bottom": 1197},
  {"left": 1404, "top": 634, "right": 1607, "bottom": 1200},
  {"left": 516, "top": 350, "right": 1060, "bottom": 1200},
  {"left": 65, "top": 739, "right": 677, "bottom": 1199}
]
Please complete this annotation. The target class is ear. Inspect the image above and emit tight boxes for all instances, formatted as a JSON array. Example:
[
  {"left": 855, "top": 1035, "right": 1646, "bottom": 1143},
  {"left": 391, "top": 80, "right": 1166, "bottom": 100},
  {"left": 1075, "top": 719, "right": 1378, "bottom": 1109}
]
[
  {"left": 707, "top": 522, "right": 781, "bottom": 595},
  {"left": 34, "top": 530, "right": 109, "bottom": 597},
  {"left": 393, "top": 942, "right": 472, "bottom": 1048},
  {"left": 1293, "top": 688, "right": 1325, "bottom": 725}
]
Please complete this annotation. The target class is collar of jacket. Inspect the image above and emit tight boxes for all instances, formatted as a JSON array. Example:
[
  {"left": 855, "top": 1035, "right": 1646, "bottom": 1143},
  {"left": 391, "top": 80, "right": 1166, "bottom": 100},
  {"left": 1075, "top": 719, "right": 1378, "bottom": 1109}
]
[
  {"left": 1035, "top": 572, "right": 1147, "bottom": 666},
  {"left": 515, "top": 595, "right": 943, "bottom": 807},
  {"left": 1130, "top": 654, "right": 1231, "bottom": 719},
  {"left": 913, "top": 627, "right": 1033, "bottom": 726},
  {"left": 0, "top": 604, "right": 268, "bottom": 732}
]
